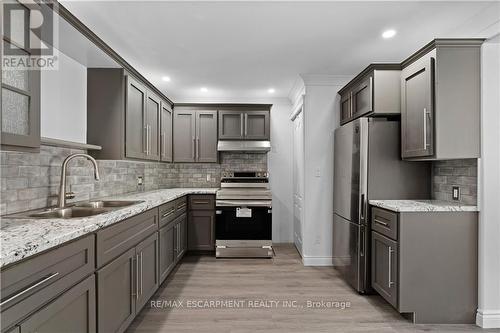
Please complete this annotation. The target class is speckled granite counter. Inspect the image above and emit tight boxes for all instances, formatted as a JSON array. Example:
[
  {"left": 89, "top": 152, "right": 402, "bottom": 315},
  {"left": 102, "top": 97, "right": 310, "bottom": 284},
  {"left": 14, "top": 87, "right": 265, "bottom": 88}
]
[
  {"left": 369, "top": 199, "right": 478, "bottom": 213},
  {"left": 0, "top": 188, "right": 218, "bottom": 268}
]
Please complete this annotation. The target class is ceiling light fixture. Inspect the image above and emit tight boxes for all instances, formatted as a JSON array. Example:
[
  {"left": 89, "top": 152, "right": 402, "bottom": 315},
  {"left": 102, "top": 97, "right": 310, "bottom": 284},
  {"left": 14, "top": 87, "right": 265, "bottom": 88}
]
[
  {"left": 200, "top": 87, "right": 208, "bottom": 92},
  {"left": 267, "top": 88, "right": 275, "bottom": 94},
  {"left": 161, "top": 76, "right": 171, "bottom": 82},
  {"left": 382, "top": 29, "right": 397, "bottom": 39}
]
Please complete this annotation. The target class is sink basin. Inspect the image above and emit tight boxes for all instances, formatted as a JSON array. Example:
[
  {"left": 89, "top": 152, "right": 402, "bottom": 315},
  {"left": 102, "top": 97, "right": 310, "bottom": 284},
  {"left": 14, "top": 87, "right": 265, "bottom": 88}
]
[
  {"left": 75, "top": 200, "right": 143, "bottom": 209},
  {"left": 28, "top": 207, "right": 109, "bottom": 219},
  {"left": 6, "top": 200, "right": 144, "bottom": 219}
]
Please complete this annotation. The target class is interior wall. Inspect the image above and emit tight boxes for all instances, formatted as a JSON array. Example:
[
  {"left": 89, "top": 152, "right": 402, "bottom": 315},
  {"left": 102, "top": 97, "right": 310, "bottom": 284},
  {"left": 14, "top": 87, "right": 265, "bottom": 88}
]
[
  {"left": 268, "top": 100, "right": 294, "bottom": 243},
  {"left": 301, "top": 82, "right": 344, "bottom": 265},
  {"left": 477, "top": 35, "right": 500, "bottom": 329},
  {"left": 41, "top": 49, "right": 87, "bottom": 143}
]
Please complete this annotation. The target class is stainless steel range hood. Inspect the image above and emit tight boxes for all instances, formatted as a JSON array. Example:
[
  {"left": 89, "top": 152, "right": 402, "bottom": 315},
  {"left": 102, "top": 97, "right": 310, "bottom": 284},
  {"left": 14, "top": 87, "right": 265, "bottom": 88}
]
[{"left": 217, "top": 140, "right": 271, "bottom": 152}]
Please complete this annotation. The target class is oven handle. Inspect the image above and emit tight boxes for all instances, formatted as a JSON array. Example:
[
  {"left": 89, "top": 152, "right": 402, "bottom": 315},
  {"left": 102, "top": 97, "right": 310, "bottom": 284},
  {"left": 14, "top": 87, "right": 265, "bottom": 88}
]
[{"left": 215, "top": 200, "right": 272, "bottom": 208}]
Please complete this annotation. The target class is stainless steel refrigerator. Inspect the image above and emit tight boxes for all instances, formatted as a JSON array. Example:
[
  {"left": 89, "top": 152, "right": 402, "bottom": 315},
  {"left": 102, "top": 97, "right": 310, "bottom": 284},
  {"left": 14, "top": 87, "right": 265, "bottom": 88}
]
[{"left": 333, "top": 117, "right": 430, "bottom": 293}]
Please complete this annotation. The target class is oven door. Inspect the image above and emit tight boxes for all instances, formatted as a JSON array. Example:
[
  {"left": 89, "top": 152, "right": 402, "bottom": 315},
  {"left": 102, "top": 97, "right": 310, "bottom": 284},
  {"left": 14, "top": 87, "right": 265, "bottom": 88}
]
[{"left": 215, "top": 205, "right": 272, "bottom": 241}]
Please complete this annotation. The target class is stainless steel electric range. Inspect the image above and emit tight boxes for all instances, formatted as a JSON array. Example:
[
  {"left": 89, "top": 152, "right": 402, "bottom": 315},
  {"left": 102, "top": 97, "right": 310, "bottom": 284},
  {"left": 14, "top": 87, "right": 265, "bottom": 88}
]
[{"left": 215, "top": 171, "right": 273, "bottom": 258}]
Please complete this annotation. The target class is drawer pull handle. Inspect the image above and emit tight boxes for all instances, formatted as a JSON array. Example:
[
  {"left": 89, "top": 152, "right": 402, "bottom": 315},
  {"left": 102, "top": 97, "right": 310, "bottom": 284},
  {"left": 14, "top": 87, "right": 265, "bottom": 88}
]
[
  {"left": 162, "top": 209, "right": 175, "bottom": 218},
  {"left": 193, "top": 200, "right": 210, "bottom": 205},
  {"left": 0, "top": 272, "right": 60, "bottom": 307},
  {"left": 374, "top": 219, "right": 389, "bottom": 227},
  {"left": 178, "top": 203, "right": 187, "bottom": 209}
]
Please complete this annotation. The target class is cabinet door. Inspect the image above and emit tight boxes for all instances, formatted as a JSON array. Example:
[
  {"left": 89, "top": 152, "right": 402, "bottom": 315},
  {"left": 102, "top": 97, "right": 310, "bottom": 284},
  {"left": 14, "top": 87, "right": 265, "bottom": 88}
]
[
  {"left": 135, "top": 233, "right": 159, "bottom": 312},
  {"left": 1, "top": 3, "right": 40, "bottom": 149},
  {"left": 196, "top": 111, "right": 218, "bottom": 162},
  {"left": 352, "top": 76, "right": 373, "bottom": 118},
  {"left": 158, "top": 223, "right": 175, "bottom": 283},
  {"left": 218, "top": 111, "right": 244, "bottom": 139},
  {"left": 340, "top": 92, "right": 352, "bottom": 125},
  {"left": 188, "top": 210, "right": 215, "bottom": 251},
  {"left": 180, "top": 215, "right": 188, "bottom": 256},
  {"left": 160, "top": 102, "right": 172, "bottom": 162},
  {"left": 371, "top": 232, "right": 398, "bottom": 308},
  {"left": 97, "top": 248, "right": 136, "bottom": 333},
  {"left": 145, "top": 92, "right": 161, "bottom": 161},
  {"left": 173, "top": 110, "right": 196, "bottom": 162},
  {"left": 401, "top": 53, "right": 434, "bottom": 158},
  {"left": 19, "top": 275, "right": 96, "bottom": 333},
  {"left": 245, "top": 111, "right": 270, "bottom": 140},
  {"left": 125, "top": 76, "right": 146, "bottom": 159}
]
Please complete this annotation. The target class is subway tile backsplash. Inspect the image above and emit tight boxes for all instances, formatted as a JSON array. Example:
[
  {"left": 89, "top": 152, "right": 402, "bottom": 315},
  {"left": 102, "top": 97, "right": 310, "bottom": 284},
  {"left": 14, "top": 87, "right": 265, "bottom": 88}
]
[
  {"left": 0, "top": 145, "right": 267, "bottom": 215},
  {"left": 432, "top": 159, "right": 478, "bottom": 205}
]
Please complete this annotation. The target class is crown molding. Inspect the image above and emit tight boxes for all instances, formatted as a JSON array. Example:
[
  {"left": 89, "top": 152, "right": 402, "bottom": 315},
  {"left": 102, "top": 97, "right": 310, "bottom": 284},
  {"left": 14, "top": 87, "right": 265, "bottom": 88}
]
[
  {"left": 300, "top": 74, "right": 352, "bottom": 87},
  {"left": 172, "top": 95, "right": 291, "bottom": 106}
]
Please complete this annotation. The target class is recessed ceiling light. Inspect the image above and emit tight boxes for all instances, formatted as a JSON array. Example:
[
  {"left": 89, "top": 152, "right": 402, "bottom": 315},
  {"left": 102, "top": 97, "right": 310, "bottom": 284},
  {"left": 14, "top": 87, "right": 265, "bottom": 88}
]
[
  {"left": 382, "top": 29, "right": 397, "bottom": 39},
  {"left": 200, "top": 87, "right": 208, "bottom": 92},
  {"left": 267, "top": 88, "right": 275, "bottom": 94},
  {"left": 161, "top": 76, "right": 171, "bottom": 82}
]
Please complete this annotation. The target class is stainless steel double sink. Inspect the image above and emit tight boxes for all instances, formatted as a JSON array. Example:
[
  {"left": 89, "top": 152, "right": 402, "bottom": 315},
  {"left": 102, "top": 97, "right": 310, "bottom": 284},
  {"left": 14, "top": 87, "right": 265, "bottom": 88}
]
[{"left": 8, "top": 200, "right": 144, "bottom": 219}]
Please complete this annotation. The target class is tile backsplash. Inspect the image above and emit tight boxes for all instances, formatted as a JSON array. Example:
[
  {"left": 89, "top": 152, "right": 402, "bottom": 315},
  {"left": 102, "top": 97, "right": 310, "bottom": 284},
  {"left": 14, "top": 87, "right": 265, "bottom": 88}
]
[
  {"left": 0, "top": 145, "right": 267, "bottom": 215},
  {"left": 432, "top": 159, "right": 478, "bottom": 205}
]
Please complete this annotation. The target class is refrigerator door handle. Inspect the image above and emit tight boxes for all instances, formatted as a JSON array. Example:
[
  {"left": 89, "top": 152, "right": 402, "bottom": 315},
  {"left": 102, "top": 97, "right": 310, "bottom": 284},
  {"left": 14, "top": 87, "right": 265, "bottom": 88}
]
[
  {"left": 360, "top": 226, "right": 365, "bottom": 257},
  {"left": 360, "top": 193, "right": 366, "bottom": 222}
]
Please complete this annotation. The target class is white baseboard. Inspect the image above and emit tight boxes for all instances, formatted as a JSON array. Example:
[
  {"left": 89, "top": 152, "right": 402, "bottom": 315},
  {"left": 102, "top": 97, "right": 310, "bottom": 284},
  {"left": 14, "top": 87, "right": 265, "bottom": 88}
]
[
  {"left": 302, "top": 256, "right": 334, "bottom": 266},
  {"left": 476, "top": 309, "right": 500, "bottom": 328}
]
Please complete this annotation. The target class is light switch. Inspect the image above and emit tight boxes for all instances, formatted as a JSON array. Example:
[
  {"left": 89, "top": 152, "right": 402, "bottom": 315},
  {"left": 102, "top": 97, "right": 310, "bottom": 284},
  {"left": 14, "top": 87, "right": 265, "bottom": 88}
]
[
  {"left": 315, "top": 168, "right": 321, "bottom": 178},
  {"left": 207, "top": 174, "right": 211, "bottom": 182},
  {"left": 452, "top": 186, "right": 460, "bottom": 201}
]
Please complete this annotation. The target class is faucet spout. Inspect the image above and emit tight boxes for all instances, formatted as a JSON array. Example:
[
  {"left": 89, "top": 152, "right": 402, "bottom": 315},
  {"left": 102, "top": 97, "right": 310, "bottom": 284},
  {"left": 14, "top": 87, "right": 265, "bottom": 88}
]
[{"left": 57, "top": 154, "right": 100, "bottom": 208}]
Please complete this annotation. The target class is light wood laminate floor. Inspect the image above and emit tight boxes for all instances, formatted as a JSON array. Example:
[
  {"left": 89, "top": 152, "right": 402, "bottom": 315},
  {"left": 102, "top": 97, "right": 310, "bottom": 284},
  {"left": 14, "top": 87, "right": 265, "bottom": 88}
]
[{"left": 127, "top": 244, "right": 494, "bottom": 333}]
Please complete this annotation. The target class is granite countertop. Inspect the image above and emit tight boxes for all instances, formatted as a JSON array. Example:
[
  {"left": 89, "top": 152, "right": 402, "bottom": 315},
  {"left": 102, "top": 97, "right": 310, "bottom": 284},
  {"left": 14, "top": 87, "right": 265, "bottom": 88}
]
[
  {"left": 369, "top": 200, "right": 479, "bottom": 213},
  {"left": 0, "top": 188, "right": 218, "bottom": 268}
]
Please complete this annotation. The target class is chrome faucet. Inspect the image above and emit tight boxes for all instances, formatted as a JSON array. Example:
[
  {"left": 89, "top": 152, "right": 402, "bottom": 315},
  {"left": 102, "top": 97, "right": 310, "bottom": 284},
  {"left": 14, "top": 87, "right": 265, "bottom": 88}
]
[{"left": 57, "top": 154, "right": 100, "bottom": 208}]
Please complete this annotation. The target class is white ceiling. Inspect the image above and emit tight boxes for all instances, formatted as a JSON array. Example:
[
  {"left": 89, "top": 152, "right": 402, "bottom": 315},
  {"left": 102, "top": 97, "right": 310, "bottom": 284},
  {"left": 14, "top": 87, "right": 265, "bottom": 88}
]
[{"left": 60, "top": 1, "right": 500, "bottom": 102}]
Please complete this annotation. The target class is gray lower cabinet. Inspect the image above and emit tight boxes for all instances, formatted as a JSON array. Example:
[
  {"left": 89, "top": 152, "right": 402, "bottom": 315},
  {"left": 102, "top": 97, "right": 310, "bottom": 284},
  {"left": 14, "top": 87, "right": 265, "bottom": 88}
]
[
  {"left": 371, "top": 231, "right": 398, "bottom": 308},
  {"left": 370, "top": 206, "right": 478, "bottom": 324},
  {"left": 97, "top": 248, "right": 136, "bottom": 333},
  {"left": 400, "top": 39, "right": 483, "bottom": 160},
  {"left": 158, "top": 222, "right": 176, "bottom": 283},
  {"left": 218, "top": 110, "right": 270, "bottom": 140},
  {"left": 135, "top": 233, "right": 159, "bottom": 312},
  {"left": 18, "top": 275, "right": 96, "bottom": 333},
  {"left": 173, "top": 110, "right": 217, "bottom": 163},
  {"left": 173, "top": 213, "right": 188, "bottom": 263},
  {"left": 187, "top": 195, "right": 216, "bottom": 251}
]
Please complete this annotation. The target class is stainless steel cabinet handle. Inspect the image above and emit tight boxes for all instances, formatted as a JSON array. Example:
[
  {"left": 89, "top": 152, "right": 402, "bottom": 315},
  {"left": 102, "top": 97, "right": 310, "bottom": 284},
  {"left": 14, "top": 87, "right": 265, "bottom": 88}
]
[
  {"left": 244, "top": 114, "right": 248, "bottom": 137},
  {"left": 143, "top": 126, "right": 148, "bottom": 154},
  {"left": 140, "top": 252, "right": 143, "bottom": 295},
  {"left": 194, "top": 200, "right": 210, "bottom": 205},
  {"left": 136, "top": 254, "right": 139, "bottom": 300},
  {"left": 162, "top": 208, "right": 175, "bottom": 218},
  {"left": 0, "top": 272, "right": 59, "bottom": 307},
  {"left": 350, "top": 92, "right": 353, "bottom": 117},
  {"left": 160, "top": 132, "right": 165, "bottom": 157},
  {"left": 240, "top": 114, "right": 244, "bottom": 137},
  {"left": 388, "top": 246, "right": 394, "bottom": 288},
  {"left": 192, "top": 136, "right": 195, "bottom": 160},
  {"left": 196, "top": 137, "right": 200, "bottom": 161},
  {"left": 374, "top": 218, "right": 389, "bottom": 227},
  {"left": 423, "top": 108, "right": 427, "bottom": 150},
  {"left": 368, "top": 76, "right": 373, "bottom": 112}
]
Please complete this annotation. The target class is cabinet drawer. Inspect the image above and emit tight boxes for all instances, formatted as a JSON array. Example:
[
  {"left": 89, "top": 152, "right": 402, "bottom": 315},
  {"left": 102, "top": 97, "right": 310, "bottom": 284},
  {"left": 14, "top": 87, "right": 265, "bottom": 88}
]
[
  {"left": 96, "top": 209, "right": 158, "bottom": 268},
  {"left": 175, "top": 197, "right": 187, "bottom": 216},
  {"left": 188, "top": 195, "right": 215, "bottom": 211},
  {"left": 159, "top": 201, "right": 176, "bottom": 228},
  {"left": 1, "top": 235, "right": 95, "bottom": 331},
  {"left": 371, "top": 207, "right": 398, "bottom": 241}
]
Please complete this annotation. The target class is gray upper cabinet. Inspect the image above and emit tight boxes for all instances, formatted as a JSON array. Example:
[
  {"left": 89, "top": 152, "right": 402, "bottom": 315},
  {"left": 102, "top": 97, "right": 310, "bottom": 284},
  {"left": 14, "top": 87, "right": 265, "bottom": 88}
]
[
  {"left": 1, "top": 2, "right": 41, "bottom": 151},
  {"left": 218, "top": 110, "right": 270, "bottom": 140},
  {"left": 173, "top": 109, "right": 217, "bottom": 163},
  {"left": 87, "top": 68, "right": 173, "bottom": 162},
  {"left": 19, "top": 275, "right": 96, "bottom": 333},
  {"left": 173, "top": 110, "right": 196, "bottom": 162},
  {"left": 126, "top": 76, "right": 147, "bottom": 160},
  {"left": 401, "top": 52, "right": 434, "bottom": 158},
  {"left": 196, "top": 111, "right": 218, "bottom": 162},
  {"left": 160, "top": 102, "right": 173, "bottom": 162},
  {"left": 400, "top": 39, "right": 483, "bottom": 160},
  {"left": 338, "top": 64, "right": 401, "bottom": 125},
  {"left": 145, "top": 92, "right": 161, "bottom": 161}
]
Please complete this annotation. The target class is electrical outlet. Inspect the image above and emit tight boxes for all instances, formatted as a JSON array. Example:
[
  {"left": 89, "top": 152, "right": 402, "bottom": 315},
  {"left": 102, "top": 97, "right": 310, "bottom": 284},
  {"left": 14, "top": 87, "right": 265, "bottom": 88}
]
[
  {"left": 206, "top": 174, "right": 211, "bottom": 182},
  {"left": 137, "top": 176, "right": 144, "bottom": 186},
  {"left": 452, "top": 186, "right": 460, "bottom": 201},
  {"left": 315, "top": 168, "right": 321, "bottom": 178}
]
